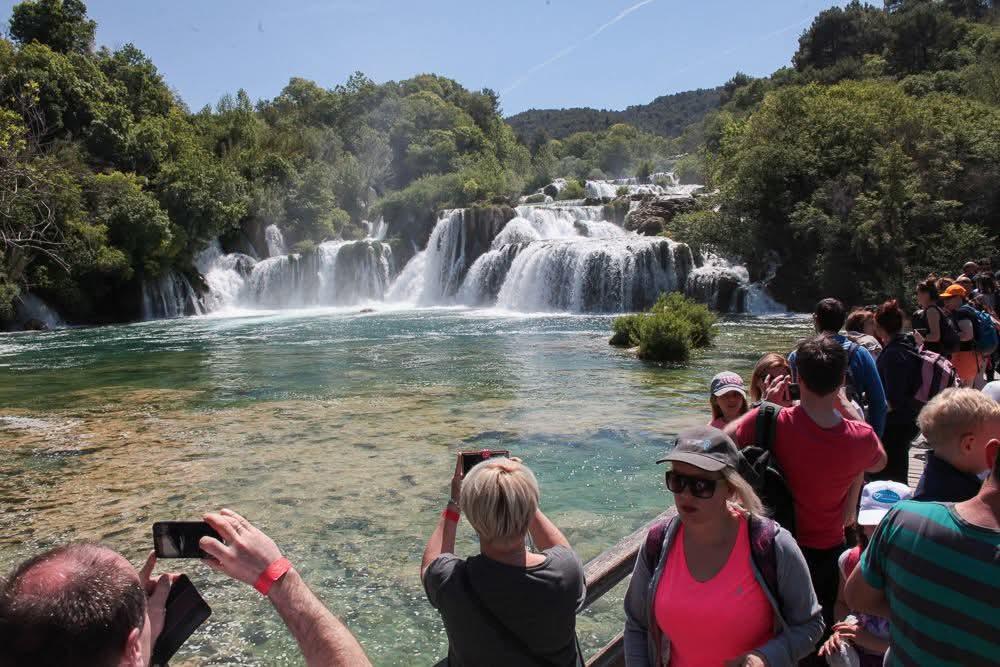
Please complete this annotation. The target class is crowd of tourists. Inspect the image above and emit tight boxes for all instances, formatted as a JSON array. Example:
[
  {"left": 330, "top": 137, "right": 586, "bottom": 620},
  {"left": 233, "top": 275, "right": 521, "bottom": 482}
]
[{"left": 1, "top": 262, "right": 999, "bottom": 667}]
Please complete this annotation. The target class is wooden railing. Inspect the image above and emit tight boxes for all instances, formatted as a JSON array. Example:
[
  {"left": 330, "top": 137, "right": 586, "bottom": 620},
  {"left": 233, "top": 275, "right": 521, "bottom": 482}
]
[{"left": 581, "top": 508, "right": 677, "bottom": 667}]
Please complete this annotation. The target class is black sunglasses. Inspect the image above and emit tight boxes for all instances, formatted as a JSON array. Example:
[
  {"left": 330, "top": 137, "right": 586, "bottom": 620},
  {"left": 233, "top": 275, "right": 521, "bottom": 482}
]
[{"left": 665, "top": 470, "right": 720, "bottom": 499}]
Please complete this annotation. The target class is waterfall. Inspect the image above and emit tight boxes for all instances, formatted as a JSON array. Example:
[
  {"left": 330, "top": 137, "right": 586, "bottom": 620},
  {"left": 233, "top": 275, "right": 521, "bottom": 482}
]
[
  {"left": 193, "top": 237, "right": 393, "bottom": 311},
  {"left": 265, "top": 224, "right": 287, "bottom": 257},
  {"left": 142, "top": 271, "right": 203, "bottom": 320},
  {"left": 387, "top": 182, "right": 782, "bottom": 314}
]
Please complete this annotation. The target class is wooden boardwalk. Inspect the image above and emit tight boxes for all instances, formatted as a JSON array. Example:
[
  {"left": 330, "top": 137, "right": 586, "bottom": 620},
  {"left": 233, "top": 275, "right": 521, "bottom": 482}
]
[{"left": 908, "top": 443, "right": 927, "bottom": 489}]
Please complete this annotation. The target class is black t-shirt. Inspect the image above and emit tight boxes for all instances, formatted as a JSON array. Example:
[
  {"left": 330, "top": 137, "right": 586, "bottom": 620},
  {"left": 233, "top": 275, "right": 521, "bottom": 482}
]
[
  {"left": 950, "top": 305, "right": 977, "bottom": 351},
  {"left": 423, "top": 545, "right": 586, "bottom": 666}
]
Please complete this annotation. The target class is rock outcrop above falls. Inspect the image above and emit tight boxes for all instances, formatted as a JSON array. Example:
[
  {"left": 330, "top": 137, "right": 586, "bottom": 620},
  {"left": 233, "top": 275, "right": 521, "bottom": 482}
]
[{"left": 624, "top": 196, "right": 698, "bottom": 236}]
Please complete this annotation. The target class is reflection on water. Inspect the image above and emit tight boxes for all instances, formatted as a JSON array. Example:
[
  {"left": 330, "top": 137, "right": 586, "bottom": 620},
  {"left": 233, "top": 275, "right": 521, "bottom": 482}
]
[{"left": 0, "top": 308, "right": 810, "bottom": 665}]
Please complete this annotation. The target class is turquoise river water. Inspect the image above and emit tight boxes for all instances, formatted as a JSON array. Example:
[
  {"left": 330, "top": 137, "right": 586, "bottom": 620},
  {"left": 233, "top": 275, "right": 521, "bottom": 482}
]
[{"left": 0, "top": 307, "right": 810, "bottom": 665}]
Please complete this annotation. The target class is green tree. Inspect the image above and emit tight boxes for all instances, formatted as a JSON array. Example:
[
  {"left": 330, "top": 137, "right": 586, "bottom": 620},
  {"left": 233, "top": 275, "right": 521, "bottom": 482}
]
[{"left": 9, "top": 0, "right": 95, "bottom": 54}]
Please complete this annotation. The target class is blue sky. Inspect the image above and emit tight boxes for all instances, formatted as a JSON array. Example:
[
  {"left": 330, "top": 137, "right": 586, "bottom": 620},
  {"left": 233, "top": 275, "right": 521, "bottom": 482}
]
[{"left": 1, "top": 0, "right": 849, "bottom": 115}]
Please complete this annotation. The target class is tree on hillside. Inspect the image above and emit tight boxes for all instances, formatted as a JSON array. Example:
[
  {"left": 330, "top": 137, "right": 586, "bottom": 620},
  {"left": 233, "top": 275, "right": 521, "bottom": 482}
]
[
  {"left": 794, "top": 1, "right": 891, "bottom": 72},
  {"left": 9, "top": 0, "right": 95, "bottom": 54}
]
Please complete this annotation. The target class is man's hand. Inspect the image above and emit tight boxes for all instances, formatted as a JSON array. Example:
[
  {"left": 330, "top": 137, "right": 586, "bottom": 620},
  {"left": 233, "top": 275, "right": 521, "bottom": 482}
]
[
  {"left": 137, "top": 551, "right": 179, "bottom": 643},
  {"left": 724, "top": 653, "right": 766, "bottom": 667},
  {"left": 763, "top": 374, "right": 793, "bottom": 407},
  {"left": 818, "top": 620, "right": 859, "bottom": 657},
  {"left": 200, "top": 508, "right": 283, "bottom": 587}
]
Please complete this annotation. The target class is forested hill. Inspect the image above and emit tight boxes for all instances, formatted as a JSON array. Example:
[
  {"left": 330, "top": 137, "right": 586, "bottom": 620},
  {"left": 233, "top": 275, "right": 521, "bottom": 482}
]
[
  {"left": 662, "top": 0, "right": 1000, "bottom": 310},
  {"left": 506, "top": 87, "right": 723, "bottom": 142}
]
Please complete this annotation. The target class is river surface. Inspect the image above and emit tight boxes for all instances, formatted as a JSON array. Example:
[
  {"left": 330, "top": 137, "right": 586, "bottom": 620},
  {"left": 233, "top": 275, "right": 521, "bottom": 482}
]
[{"left": 0, "top": 307, "right": 810, "bottom": 665}]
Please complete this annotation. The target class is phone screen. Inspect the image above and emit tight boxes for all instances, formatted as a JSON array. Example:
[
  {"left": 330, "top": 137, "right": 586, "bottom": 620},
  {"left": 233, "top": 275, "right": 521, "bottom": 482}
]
[
  {"left": 152, "top": 522, "right": 221, "bottom": 559},
  {"left": 151, "top": 574, "right": 211, "bottom": 667},
  {"left": 788, "top": 383, "right": 801, "bottom": 401},
  {"left": 460, "top": 449, "right": 511, "bottom": 475}
]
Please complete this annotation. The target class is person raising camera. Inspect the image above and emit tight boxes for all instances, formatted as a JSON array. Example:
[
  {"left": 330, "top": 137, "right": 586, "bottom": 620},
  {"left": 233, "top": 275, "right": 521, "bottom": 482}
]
[{"left": 421, "top": 455, "right": 585, "bottom": 666}]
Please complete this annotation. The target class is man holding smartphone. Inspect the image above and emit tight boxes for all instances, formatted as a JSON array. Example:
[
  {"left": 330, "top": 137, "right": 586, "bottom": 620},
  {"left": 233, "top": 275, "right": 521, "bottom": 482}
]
[{"left": 0, "top": 509, "right": 370, "bottom": 667}]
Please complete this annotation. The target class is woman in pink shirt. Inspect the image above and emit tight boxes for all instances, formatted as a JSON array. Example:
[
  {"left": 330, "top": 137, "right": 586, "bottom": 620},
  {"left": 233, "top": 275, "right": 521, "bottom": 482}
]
[
  {"left": 624, "top": 426, "right": 824, "bottom": 666},
  {"left": 709, "top": 372, "right": 749, "bottom": 429}
]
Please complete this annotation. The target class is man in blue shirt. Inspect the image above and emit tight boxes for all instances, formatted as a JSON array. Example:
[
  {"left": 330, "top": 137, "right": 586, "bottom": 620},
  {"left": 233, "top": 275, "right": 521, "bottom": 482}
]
[{"left": 789, "top": 298, "right": 888, "bottom": 437}]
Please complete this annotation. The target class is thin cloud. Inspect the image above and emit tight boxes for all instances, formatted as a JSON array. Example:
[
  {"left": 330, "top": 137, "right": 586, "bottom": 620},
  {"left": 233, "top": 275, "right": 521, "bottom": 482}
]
[{"left": 503, "top": 0, "right": 656, "bottom": 95}]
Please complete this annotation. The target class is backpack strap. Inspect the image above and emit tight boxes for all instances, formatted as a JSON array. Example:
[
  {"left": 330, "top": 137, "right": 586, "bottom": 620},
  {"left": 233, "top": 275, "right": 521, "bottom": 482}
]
[
  {"left": 755, "top": 402, "right": 781, "bottom": 452},
  {"left": 643, "top": 518, "right": 673, "bottom": 573},
  {"left": 747, "top": 514, "right": 780, "bottom": 600}
]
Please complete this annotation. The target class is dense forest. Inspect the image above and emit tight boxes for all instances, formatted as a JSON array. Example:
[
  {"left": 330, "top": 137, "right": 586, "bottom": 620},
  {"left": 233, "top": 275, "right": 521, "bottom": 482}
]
[
  {"left": 2, "top": 0, "right": 999, "bottom": 324},
  {"left": 506, "top": 87, "right": 722, "bottom": 143},
  {"left": 662, "top": 0, "right": 1000, "bottom": 309},
  {"left": 0, "top": 0, "right": 691, "bottom": 325}
]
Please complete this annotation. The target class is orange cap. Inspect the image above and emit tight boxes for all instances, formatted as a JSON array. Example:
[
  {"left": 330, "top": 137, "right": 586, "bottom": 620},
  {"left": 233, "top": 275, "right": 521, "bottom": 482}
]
[{"left": 939, "top": 284, "right": 967, "bottom": 299}]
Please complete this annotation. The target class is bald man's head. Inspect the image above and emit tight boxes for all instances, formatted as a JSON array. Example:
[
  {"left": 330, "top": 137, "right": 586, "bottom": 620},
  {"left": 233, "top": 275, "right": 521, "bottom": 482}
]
[{"left": 0, "top": 542, "right": 146, "bottom": 667}]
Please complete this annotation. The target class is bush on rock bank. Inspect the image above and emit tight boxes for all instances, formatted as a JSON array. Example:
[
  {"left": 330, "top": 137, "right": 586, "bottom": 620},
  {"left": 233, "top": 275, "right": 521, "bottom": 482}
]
[{"left": 609, "top": 293, "right": 717, "bottom": 362}]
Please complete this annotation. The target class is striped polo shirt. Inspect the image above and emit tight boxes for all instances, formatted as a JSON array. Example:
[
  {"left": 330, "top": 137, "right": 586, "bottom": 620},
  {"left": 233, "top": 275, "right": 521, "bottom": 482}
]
[{"left": 860, "top": 500, "right": 999, "bottom": 666}]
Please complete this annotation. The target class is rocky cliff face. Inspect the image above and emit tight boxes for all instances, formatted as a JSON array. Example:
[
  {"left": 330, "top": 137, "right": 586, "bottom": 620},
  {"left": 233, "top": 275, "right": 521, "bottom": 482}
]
[{"left": 624, "top": 196, "right": 697, "bottom": 236}]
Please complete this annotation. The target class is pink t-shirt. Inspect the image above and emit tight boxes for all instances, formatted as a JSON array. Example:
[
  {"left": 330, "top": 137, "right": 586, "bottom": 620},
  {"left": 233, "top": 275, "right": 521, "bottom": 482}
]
[
  {"left": 708, "top": 416, "right": 728, "bottom": 429},
  {"left": 654, "top": 515, "right": 774, "bottom": 666},
  {"left": 733, "top": 406, "right": 883, "bottom": 549}
]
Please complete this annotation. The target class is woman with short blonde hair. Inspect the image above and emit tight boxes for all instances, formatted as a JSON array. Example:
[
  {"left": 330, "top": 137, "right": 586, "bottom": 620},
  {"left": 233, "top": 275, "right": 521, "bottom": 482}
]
[
  {"left": 421, "top": 455, "right": 586, "bottom": 666},
  {"left": 460, "top": 458, "right": 539, "bottom": 543},
  {"left": 750, "top": 353, "right": 792, "bottom": 405}
]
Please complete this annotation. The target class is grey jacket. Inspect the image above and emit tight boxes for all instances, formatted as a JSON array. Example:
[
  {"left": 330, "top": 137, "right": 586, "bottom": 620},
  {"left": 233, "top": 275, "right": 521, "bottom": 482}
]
[{"left": 623, "top": 516, "right": 824, "bottom": 667}]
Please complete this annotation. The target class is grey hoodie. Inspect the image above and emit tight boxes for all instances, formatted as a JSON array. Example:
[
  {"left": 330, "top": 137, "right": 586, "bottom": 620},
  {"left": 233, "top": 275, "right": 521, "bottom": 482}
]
[{"left": 623, "top": 515, "right": 824, "bottom": 667}]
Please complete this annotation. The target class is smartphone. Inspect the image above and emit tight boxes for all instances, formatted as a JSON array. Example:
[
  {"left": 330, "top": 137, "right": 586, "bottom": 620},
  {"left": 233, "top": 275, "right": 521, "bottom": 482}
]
[
  {"left": 152, "top": 522, "right": 221, "bottom": 559},
  {"left": 788, "top": 383, "right": 801, "bottom": 401},
  {"left": 151, "top": 574, "right": 212, "bottom": 667},
  {"left": 460, "top": 449, "right": 511, "bottom": 475}
]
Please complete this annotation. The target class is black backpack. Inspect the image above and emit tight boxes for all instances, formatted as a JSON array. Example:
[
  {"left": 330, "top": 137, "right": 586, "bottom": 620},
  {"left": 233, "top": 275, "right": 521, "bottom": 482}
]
[
  {"left": 843, "top": 342, "right": 862, "bottom": 406},
  {"left": 737, "top": 402, "right": 797, "bottom": 537},
  {"left": 934, "top": 305, "right": 962, "bottom": 355}
]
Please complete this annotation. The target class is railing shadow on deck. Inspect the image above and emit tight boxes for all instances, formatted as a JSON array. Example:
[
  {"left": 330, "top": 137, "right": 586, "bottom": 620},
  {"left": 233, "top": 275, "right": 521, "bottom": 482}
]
[{"left": 581, "top": 507, "right": 677, "bottom": 667}]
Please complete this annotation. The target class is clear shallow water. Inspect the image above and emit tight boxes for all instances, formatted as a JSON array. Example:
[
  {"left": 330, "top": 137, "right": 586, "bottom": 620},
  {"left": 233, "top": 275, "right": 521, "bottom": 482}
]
[{"left": 0, "top": 307, "right": 810, "bottom": 665}]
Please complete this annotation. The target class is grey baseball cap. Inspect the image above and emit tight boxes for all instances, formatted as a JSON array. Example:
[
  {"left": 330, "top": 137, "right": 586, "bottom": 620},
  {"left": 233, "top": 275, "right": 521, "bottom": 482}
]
[{"left": 656, "top": 425, "right": 741, "bottom": 472}]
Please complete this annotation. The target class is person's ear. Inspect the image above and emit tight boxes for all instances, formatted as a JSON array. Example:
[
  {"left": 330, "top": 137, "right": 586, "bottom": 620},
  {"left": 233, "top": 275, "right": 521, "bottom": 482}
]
[
  {"left": 960, "top": 431, "right": 977, "bottom": 455},
  {"left": 120, "top": 626, "right": 142, "bottom": 667},
  {"left": 984, "top": 439, "right": 999, "bottom": 473}
]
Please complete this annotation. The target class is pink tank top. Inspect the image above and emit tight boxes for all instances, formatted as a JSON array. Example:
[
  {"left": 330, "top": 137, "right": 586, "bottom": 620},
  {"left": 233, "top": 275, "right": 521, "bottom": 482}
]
[{"left": 654, "top": 515, "right": 775, "bottom": 666}]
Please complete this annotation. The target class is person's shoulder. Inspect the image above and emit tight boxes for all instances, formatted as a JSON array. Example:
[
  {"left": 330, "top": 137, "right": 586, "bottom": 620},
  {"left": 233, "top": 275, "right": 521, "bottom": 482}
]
[
  {"left": 544, "top": 544, "right": 583, "bottom": 568},
  {"left": 424, "top": 553, "right": 463, "bottom": 582},
  {"left": 843, "top": 416, "right": 877, "bottom": 440}
]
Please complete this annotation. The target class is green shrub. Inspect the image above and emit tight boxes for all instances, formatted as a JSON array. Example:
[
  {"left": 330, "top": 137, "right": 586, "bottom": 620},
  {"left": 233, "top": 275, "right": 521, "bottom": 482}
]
[
  {"left": 556, "top": 178, "right": 585, "bottom": 200},
  {"left": 638, "top": 311, "right": 695, "bottom": 362},
  {"left": 651, "top": 292, "right": 717, "bottom": 348},
  {"left": 609, "top": 313, "right": 641, "bottom": 346},
  {"left": 616, "top": 185, "right": 630, "bottom": 196},
  {"left": 610, "top": 292, "right": 717, "bottom": 362},
  {"left": 523, "top": 193, "right": 546, "bottom": 204}
]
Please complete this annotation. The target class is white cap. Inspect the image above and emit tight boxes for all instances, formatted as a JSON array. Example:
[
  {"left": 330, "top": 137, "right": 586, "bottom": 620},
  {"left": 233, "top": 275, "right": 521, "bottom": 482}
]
[
  {"left": 858, "top": 481, "right": 913, "bottom": 526},
  {"left": 983, "top": 381, "right": 1000, "bottom": 403}
]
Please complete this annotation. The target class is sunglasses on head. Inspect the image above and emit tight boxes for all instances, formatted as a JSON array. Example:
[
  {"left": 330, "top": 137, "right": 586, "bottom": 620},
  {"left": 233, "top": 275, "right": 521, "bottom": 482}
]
[{"left": 665, "top": 470, "right": 720, "bottom": 499}]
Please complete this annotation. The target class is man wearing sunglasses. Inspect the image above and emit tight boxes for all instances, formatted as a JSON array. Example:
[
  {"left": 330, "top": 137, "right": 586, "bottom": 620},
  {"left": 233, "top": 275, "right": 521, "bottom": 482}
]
[{"left": 728, "top": 336, "right": 887, "bottom": 632}]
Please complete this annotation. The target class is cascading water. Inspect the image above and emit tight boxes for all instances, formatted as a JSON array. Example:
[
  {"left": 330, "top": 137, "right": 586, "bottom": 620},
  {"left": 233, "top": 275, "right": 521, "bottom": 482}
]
[
  {"left": 142, "top": 271, "right": 203, "bottom": 319},
  {"left": 388, "top": 182, "right": 782, "bottom": 314},
  {"left": 265, "top": 224, "right": 287, "bottom": 257},
  {"left": 192, "top": 237, "right": 393, "bottom": 312}
]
